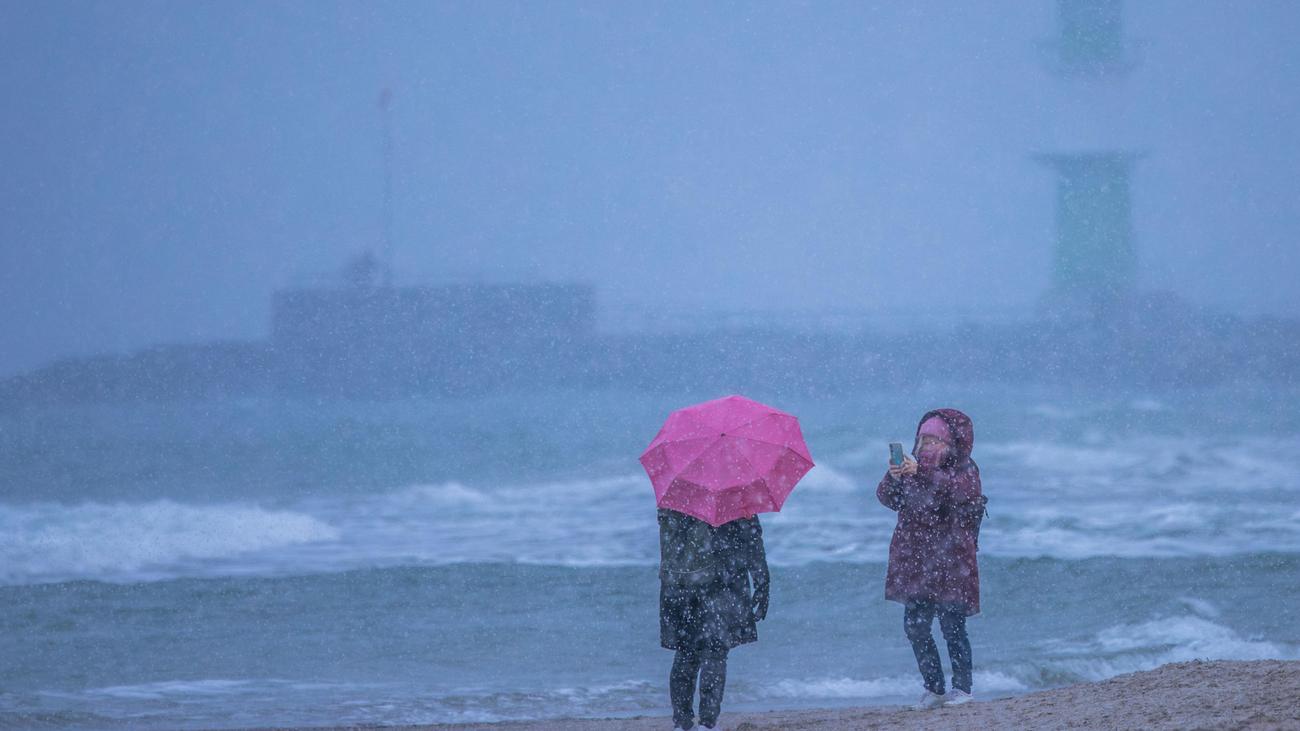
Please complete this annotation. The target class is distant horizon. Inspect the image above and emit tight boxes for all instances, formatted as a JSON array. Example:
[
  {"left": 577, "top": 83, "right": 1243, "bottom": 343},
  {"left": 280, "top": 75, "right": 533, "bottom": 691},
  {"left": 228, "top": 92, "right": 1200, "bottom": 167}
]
[
  {"left": 5, "top": 274, "right": 1284, "bottom": 380},
  {"left": 3, "top": 1, "right": 1298, "bottom": 377}
]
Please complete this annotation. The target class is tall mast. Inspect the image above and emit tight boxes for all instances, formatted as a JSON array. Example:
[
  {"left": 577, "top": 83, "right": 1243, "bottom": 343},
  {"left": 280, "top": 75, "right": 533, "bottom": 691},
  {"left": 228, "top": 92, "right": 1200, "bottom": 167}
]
[{"left": 378, "top": 87, "right": 395, "bottom": 288}]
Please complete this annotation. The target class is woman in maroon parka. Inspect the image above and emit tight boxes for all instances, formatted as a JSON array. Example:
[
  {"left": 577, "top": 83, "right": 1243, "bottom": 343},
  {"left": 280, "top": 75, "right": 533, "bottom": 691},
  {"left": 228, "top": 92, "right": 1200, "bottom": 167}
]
[{"left": 877, "top": 408, "right": 985, "bottom": 709}]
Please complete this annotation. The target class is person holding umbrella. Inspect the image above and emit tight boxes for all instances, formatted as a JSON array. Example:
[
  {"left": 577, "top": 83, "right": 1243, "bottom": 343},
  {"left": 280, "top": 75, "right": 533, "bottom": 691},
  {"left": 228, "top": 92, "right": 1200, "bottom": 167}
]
[
  {"left": 877, "top": 408, "right": 986, "bottom": 710},
  {"left": 656, "top": 509, "right": 767, "bottom": 731},
  {"left": 641, "top": 396, "right": 814, "bottom": 731}
]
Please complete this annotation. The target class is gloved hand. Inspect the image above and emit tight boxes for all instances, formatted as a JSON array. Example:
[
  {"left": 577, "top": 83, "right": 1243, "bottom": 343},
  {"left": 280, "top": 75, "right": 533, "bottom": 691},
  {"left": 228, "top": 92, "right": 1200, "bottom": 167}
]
[{"left": 751, "top": 582, "right": 770, "bottom": 622}]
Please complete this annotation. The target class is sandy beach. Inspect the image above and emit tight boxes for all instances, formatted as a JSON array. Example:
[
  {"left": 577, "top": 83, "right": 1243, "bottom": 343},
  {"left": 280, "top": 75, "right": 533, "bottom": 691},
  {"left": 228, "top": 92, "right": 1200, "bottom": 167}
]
[{"left": 260, "top": 660, "right": 1300, "bottom": 731}]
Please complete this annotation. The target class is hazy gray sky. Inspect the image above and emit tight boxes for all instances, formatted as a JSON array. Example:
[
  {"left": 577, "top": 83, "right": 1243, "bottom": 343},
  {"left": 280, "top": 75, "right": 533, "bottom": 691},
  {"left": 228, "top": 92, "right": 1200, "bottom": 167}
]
[{"left": 2, "top": 1, "right": 1298, "bottom": 376}]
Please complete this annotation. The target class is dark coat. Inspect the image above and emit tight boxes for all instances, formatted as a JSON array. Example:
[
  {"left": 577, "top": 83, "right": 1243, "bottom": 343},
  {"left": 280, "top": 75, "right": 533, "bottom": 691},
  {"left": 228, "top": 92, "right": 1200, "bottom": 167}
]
[
  {"left": 876, "top": 408, "right": 983, "bottom": 616},
  {"left": 658, "top": 509, "right": 770, "bottom": 651}
]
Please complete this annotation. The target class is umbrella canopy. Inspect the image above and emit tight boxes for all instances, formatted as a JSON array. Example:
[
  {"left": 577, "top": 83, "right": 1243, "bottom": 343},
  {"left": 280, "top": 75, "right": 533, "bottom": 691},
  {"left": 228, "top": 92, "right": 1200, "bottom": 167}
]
[{"left": 640, "top": 395, "right": 814, "bottom": 527}]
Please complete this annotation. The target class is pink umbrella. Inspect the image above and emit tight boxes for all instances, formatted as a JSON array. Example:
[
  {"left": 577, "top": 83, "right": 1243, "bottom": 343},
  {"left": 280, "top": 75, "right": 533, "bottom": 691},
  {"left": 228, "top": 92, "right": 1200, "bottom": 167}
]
[{"left": 640, "top": 395, "right": 815, "bottom": 527}]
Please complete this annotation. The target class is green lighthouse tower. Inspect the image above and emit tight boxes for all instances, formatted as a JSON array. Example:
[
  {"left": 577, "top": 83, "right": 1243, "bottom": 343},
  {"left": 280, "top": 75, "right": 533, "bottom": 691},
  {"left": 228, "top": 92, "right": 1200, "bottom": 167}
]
[
  {"left": 1036, "top": 150, "right": 1139, "bottom": 305},
  {"left": 1037, "top": 0, "right": 1141, "bottom": 316}
]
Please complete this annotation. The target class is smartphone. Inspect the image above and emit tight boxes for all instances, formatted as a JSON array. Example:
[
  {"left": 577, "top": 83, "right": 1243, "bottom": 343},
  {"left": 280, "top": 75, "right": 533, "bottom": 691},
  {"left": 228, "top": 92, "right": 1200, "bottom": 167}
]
[{"left": 889, "top": 442, "right": 905, "bottom": 466}]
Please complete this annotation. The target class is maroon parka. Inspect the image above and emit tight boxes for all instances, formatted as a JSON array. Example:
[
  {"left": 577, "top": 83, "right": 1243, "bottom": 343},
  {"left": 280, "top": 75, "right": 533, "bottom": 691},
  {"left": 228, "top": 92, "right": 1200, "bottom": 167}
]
[{"left": 876, "top": 408, "right": 983, "bottom": 616}]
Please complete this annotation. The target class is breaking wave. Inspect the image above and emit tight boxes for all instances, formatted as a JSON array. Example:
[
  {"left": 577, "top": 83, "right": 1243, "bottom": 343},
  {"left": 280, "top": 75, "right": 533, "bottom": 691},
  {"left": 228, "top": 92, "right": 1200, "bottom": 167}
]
[
  {"left": 0, "top": 500, "right": 338, "bottom": 585},
  {"left": 2, "top": 432, "right": 1297, "bottom": 585},
  {"left": 1016, "top": 608, "right": 1300, "bottom": 686}
]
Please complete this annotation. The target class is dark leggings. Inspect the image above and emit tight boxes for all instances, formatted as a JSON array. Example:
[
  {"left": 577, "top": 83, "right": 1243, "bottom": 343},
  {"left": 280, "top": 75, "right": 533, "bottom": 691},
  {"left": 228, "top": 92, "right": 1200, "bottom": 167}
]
[
  {"left": 670, "top": 643, "right": 728, "bottom": 729},
  {"left": 904, "top": 600, "right": 972, "bottom": 695}
]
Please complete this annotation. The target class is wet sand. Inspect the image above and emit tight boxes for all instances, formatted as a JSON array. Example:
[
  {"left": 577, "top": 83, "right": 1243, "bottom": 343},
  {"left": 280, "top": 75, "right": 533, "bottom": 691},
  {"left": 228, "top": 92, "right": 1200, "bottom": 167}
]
[{"left": 252, "top": 659, "right": 1300, "bottom": 731}]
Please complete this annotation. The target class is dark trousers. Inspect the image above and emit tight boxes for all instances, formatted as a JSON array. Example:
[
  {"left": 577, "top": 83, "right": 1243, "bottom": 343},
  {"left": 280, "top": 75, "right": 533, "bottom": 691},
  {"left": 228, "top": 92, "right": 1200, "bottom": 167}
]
[
  {"left": 903, "top": 599, "right": 972, "bottom": 695},
  {"left": 670, "top": 644, "right": 728, "bottom": 729}
]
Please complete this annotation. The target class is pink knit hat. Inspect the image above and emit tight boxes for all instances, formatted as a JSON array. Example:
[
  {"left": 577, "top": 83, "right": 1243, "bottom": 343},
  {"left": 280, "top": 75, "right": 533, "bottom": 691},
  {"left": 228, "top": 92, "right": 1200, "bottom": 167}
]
[{"left": 918, "top": 415, "right": 952, "bottom": 444}]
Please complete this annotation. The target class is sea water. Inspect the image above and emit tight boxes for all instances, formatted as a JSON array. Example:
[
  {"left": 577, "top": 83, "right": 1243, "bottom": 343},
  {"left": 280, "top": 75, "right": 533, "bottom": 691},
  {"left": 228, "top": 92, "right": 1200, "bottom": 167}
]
[{"left": 2, "top": 385, "right": 1298, "bottom": 729}]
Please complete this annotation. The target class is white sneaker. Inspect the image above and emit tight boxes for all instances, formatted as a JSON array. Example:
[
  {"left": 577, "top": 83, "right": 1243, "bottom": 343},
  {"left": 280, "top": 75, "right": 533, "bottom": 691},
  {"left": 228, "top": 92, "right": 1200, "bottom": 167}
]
[
  {"left": 946, "top": 689, "right": 973, "bottom": 705},
  {"left": 913, "top": 690, "right": 946, "bottom": 710}
]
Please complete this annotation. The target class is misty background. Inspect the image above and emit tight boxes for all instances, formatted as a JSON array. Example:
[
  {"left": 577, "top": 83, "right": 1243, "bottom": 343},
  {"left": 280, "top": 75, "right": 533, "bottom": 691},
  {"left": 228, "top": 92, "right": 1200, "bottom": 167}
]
[
  {"left": 2, "top": 0, "right": 1298, "bottom": 378},
  {"left": 4, "top": 4, "right": 1300, "bottom": 728}
]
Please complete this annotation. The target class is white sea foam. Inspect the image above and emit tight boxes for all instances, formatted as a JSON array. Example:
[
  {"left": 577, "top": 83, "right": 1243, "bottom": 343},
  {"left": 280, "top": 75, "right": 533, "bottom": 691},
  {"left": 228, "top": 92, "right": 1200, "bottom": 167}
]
[
  {"left": 1176, "top": 596, "right": 1222, "bottom": 619},
  {"left": 768, "top": 613, "right": 1300, "bottom": 703},
  {"left": 13, "top": 615, "right": 1296, "bottom": 728},
  {"left": 1025, "top": 397, "right": 1168, "bottom": 420},
  {"left": 2, "top": 430, "right": 1297, "bottom": 584},
  {"left": 1028, "top": 611, "right": 1300, "bottom": 684},
  {"left": 768, "top": 670, "right": 1028, "bottom": 700},
  {"left": 76, "top": 679, "right": 256, "bottom": 700},
  {"left": 795, "top": 463, "right": 859, "bottom": 492},
  {"left": 298, "top": 678, "right": 661, "bottom": 726},
  {"left": 0, "top": 500, "right": 339, "bottom": 585},
  {"left": 769, "top": 675, "right": 918, "bottom": 700},
  {"left": 975, "top": 434, "right": 1300, "bottom": 558},
  {"left": 314, "top": 434, "right": 1300, "bottom": 566},
  {"left": 1089, "top": 615, "right": 1293, "bottom": 662}
]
